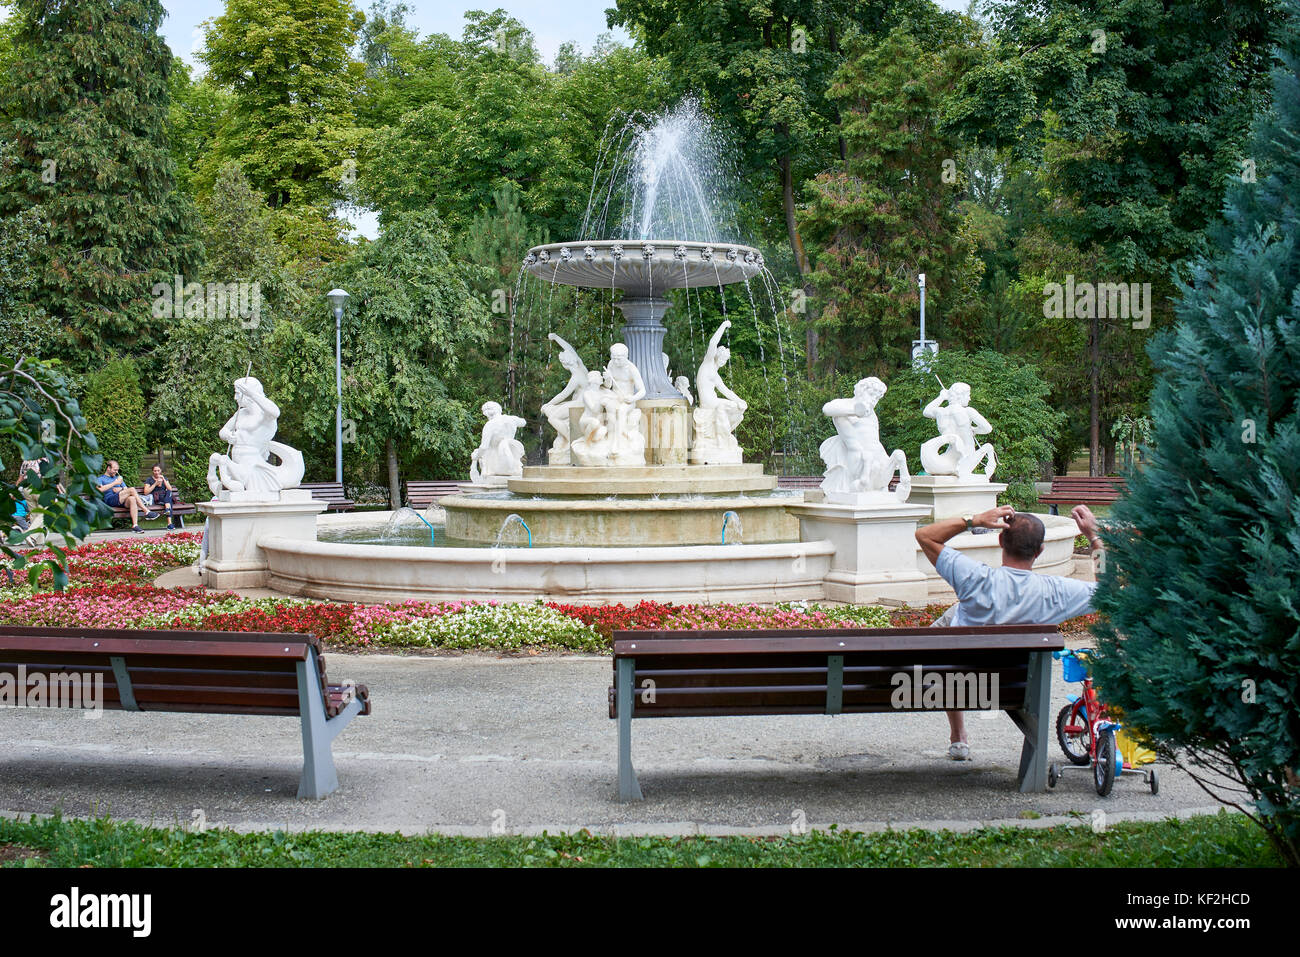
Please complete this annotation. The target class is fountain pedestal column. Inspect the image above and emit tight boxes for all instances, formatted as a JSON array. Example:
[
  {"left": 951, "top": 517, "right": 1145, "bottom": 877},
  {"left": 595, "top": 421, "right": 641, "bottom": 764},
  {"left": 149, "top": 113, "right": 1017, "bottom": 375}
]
[
  {"left": 788, "top": 501, "right": 932, "bottom": 605},
  {"left": 615, "top": 296, "right": 680, "bottom": 400},
  {"left": 908, "top": 476, "right": 1007, "bottom": 520}
]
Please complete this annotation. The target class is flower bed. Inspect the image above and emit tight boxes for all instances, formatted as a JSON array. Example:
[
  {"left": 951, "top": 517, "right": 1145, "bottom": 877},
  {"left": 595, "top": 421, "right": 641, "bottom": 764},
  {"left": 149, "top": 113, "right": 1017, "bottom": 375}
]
[{"left": 0, "top": 538, "right": 1102, "bottom": 654}]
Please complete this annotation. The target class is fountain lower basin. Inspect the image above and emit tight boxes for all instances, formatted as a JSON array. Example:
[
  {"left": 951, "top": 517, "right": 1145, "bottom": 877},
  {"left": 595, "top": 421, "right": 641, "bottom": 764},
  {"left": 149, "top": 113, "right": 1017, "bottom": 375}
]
[
  {"left": 441, "top": 464, "right": 799, "bottom": 546},
  {"left": 261, "top": 534, "right": 835, "bottom": 604}
]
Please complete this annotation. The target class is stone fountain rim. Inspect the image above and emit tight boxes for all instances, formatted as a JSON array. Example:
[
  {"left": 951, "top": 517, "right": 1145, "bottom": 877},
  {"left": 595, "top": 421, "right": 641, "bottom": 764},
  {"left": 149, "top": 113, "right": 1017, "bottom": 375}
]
[{"left": 523, "top": 238, "right": 766, "bottom": 293}]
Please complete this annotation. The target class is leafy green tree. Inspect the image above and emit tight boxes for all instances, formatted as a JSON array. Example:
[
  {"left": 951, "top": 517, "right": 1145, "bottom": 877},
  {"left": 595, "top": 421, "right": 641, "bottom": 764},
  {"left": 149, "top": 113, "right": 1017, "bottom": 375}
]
[
  {"left": 199, "top": 0, "right": 366, "bottom": 210},
  {"left": 0, "top": 0, "right": 201, "bottom": 365},
  {"left": 1090, "top": 9, "right": 1300, "bottom": 866},
  {"left": 357, "top": 13, "right": 667, "bottom": 241},
  {"left": 949, "top": 0, "right": 1280, "bottom": 472},
  {"left": 148, "top": 162, "right": 332, "bottom": 497},
  {"left": 608, "top": 0, "right": 949, "bottom": 368},
  {"left": 336, "top": 209, "right": 493, "bottom": 505},
  {"left": 802, "top": 22, "right": 982, "bottom": 374},
  {"left": 81, "top": 357, "right": 148, "bottom": 484},
  {"left": 2, "top": 359, "right": 110, "bottom": 587},
  {"left": 875, "top": 349, "right": 1064, "bottom": 508},
  {"left": 167, "top": 58, "right": 233, "bottom": 200}
]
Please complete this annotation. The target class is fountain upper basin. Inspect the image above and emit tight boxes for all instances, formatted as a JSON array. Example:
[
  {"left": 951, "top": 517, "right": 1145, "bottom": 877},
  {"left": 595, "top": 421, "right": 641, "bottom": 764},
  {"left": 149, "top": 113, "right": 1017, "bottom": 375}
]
[{"left": 524, "top": 239, "right": 764, "bottom": 294}]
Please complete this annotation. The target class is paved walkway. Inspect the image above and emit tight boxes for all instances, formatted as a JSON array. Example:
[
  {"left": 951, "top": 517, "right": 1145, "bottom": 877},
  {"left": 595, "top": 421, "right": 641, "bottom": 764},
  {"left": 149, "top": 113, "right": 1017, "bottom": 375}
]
[{"left": 0, "top": 653, "right": 1213, "bottom": 836}]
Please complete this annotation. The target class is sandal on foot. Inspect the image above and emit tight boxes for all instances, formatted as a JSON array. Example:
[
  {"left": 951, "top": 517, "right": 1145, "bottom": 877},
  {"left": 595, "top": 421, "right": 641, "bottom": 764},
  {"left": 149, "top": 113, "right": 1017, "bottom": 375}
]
[{"left": 948, "top": 741, "right": 971, "bottom": 761}]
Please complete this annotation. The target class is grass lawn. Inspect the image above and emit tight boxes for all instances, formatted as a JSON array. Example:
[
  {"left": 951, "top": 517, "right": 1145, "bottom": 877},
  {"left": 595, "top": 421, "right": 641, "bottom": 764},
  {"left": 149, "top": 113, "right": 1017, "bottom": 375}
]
[{"left": 0, "top": 810, "right": 1280, "bottom": 868}]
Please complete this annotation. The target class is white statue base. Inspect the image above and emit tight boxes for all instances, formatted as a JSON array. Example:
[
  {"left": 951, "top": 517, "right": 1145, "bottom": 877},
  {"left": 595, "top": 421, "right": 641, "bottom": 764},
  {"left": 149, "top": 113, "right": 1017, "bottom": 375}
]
[
  {"left": 908, "top": 475, "right": 1007, "bottom": 520},
  {"left": 787, "top": 501, "right": 932, "bottom": 605},
  {"left": 197, "top": 496, "right": 327, "bottom": 589}
]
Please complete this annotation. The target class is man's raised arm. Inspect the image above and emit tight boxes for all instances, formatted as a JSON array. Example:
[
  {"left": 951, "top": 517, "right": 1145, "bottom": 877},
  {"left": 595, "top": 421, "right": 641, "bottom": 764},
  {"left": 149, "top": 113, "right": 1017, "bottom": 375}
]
[{"left": 915, "top": 505, "right": 1014, "bottom": 565}]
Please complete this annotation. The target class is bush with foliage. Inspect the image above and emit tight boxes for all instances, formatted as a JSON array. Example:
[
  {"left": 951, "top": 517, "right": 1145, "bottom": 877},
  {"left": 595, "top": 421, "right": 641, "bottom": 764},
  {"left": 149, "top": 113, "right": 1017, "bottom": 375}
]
[
  {"left": 874, "top": 349, "right": 1063, "bottom": 508},
  {"left": 81, "top": 357, "right": 148, "bottom": 483},
  {"left": 1091, "top": 13, "right": 1300, "bottom": 868},
  {"left": 1, "top": 359, "right": 110, "bottom": 586}
]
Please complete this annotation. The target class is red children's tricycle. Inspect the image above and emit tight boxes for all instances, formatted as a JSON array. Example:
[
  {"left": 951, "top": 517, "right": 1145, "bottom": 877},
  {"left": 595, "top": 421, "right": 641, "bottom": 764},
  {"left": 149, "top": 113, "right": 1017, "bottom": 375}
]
[{"left": 1047, "top": 649, "right": 1158, "bottom": 797}]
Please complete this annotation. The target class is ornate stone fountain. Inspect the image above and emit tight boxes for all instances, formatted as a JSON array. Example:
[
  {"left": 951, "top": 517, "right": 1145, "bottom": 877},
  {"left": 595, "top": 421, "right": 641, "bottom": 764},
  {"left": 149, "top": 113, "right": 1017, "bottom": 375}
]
[{"left": 437, "top": 150, "right": 800, "bottom": 547}]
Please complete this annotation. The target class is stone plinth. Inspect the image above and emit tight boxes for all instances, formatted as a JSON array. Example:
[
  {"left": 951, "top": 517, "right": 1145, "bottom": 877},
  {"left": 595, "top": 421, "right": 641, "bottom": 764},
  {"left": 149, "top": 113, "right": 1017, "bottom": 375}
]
[
  {"left": 197, "top": 496, "right": 326, "bottom": 589},
  {"left": 640, "top": 398, "right": 689, "bottom": 465},
  {"left": 907, "top": 475, "right": 1007, "bottom": 520},
  {"left": 787, "top": 501, "right": 932, "bottom": 605}
]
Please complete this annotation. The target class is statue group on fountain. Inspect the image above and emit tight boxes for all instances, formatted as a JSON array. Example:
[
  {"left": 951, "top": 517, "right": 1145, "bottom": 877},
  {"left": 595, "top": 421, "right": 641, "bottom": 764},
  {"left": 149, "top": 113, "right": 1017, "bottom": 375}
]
[
  {"left": 815, "top": 374, "right": 998, "bottom": 500},
  {"left": 541, "top": 322, "right": 747, "bottom": 469},
  {"left": 469, "top": 401, "right": 527, "bottom": 485},
  {"left": 819, "top": 376, "right": 910, "bottom": 503},
  {"left": 207, "top": 377, "right": 305, "bottom": 498},
  {"left": 542, "top": 335, "right": 648, "bottom": 467},
  {"left": 921, "top": 381, "right": 997, "bottom": 480}
]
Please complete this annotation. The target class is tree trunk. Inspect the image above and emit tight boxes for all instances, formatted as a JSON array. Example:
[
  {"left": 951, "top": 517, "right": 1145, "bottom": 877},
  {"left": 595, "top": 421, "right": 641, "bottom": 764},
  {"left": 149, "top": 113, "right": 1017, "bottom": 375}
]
[
  {"left": 1089, "top": 315, "right": 1100, "bottom": 476},
  {"left": 386, "top": 436, "right": 401, "bottom": 510},
  {"left": 779, "top": 147, "right": 815, "bottom": 375}
]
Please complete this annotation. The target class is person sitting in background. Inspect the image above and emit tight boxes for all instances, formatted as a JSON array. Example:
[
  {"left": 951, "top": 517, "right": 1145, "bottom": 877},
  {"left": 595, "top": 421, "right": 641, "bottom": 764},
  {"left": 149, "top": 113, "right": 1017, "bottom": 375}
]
[
  {"left": 95, "top": 460, "right": 157, "bottom": 533},
  {"left": 143, "top": 465, "right": 182, "bottom": 530},
  {"left": 915, "top": 504, "right": 1103, "bottom": 760}
]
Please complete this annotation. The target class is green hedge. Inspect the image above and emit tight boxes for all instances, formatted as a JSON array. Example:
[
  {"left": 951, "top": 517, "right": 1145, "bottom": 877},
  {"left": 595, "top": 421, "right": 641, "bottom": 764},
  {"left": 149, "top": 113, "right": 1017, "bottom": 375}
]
[{"left": 81, "top": 357, "right": 148, "bottom": 483}]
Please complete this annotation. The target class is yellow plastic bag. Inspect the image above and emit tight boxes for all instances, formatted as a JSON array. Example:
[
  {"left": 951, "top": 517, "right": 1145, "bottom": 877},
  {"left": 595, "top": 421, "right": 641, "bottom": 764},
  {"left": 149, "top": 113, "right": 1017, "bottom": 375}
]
[{"left": 1117, "top": 728, "right": 1156, "bottom": 767}]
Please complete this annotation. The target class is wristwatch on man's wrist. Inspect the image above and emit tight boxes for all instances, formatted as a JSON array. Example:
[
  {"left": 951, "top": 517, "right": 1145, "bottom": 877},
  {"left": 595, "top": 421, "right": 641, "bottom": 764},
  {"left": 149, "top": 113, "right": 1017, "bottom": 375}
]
[{"left": 962, "top": 514, "right": 975, "bottom": 532}]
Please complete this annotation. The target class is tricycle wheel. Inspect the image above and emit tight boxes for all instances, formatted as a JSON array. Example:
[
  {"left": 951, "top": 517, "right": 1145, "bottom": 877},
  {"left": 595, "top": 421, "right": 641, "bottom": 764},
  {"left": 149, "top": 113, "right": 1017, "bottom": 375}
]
[
  {"left": 1048, "top": 764, "right": 1059, "bottom": 789},
  {"left": 1149, "top": 767, "right": 1159, "bottom": 795},
  {"left": 1094, "top": 730, "right": 1117, "bottom": 797},
  {"left": 1057, "top": 703, "right": 1091, "bottom": 766}
]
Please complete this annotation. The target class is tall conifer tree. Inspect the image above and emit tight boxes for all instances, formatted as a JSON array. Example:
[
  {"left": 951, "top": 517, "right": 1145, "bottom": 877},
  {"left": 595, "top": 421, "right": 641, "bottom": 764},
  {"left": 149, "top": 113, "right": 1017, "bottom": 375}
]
[
  {"left": 1091, "top": 4, "right": 1300, "bottom": 866},
  {"left": 0, "top": 0, "right": 200, "bottom": 365}
]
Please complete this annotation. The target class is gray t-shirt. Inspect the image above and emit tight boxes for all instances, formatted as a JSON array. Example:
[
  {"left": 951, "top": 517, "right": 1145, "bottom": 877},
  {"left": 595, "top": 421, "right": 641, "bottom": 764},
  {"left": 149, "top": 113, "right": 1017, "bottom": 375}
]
[{"left": 934, "top": 545, "right": 1097, "bottom": 627}]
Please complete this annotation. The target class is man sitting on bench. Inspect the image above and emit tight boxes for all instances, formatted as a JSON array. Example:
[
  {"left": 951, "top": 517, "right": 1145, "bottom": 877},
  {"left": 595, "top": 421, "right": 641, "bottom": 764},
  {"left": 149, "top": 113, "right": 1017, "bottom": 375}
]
[
  {"left": 96, "top": 460, "right": 158, "bottom": 533},
  {"left": 916, "top": 504, "right": 1103, "bottom": 760}
]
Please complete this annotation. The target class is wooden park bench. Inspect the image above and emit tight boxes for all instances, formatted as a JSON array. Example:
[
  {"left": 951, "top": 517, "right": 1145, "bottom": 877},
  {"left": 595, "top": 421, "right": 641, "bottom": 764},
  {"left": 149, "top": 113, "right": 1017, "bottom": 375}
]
[
  {"left": 0, "top": 626, "right": 371, "bottom": 799},
  {"left": 1037, "top": 475, "right": 1126, "bottom": 515},
  {"left": 105, "top": 491, "right": 196, "bottom": 527},
  {"left": 405, "top": 480, "right": 465, "bottom": 509},
  {"left": 776, "top": 475, "right": 823, "bottom": 489},
  {"left": 300, "top": 481, "right": 356, "bottom": 512},
  {"left": 609, "top": 624, "right": 1062, "bottom": 800}
]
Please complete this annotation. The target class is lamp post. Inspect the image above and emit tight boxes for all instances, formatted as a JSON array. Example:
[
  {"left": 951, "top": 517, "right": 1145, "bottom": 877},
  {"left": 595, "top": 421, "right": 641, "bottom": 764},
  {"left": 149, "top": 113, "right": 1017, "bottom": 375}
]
[
  {"left": 326, "top": 289, "right": 349, "bottom": 484},
  {"left": 911, "top": 272, "right": 937, "bottom": 364}
]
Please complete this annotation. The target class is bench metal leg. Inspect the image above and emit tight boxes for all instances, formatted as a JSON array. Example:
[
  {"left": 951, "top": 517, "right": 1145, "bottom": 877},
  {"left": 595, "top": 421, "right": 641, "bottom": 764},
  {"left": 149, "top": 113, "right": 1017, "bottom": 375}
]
[
  {"left": 616, "top": 657, "right": 642, "bottom": 801},
  {"left": 296, "top": 652, "right": 365, "bottom": 799},
  {"left": 1011, "top": 650, "right": 1053, "bottom": 792}
]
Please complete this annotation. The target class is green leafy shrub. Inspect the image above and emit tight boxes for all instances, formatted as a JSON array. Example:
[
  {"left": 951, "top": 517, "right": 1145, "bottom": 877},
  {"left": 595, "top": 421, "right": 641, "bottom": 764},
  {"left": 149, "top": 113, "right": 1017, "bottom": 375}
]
[
  {"left": 81, "top": 357, "right": 148, "bottom": 483},
  {"left": 875, "top": 349, "right": 1063, "bottom": 509}
]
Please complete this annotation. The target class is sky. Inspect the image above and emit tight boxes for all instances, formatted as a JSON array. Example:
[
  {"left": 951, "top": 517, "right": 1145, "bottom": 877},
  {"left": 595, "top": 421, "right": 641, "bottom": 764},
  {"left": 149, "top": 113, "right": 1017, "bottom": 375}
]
[{"left": 157, "top": 0, "right": 634, "bottom": 70}]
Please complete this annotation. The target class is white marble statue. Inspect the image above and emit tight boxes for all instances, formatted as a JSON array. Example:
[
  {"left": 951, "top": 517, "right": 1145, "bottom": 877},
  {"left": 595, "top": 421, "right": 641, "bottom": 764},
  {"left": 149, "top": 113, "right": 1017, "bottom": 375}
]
[
  {"left": 605, "top": 343, "right": 646, "bottom": 444},
  {"left": 674, "top": 376, "right": 694, "bottom": 406},
  {"left": 570, "top": 366, "right": 647, "bottom": 467},
  {"left": 540, "top": 332, "right": 588, "bottom": 465},
  {"left": 819, "top": 376, "right": 910, "bottom": 502},
  {"left": 920, "top": 381, "right": 997, "bottom": 479},
  {"left": 690, "top": 320, "right": 746, "bottom": 465},
  {"left": 469, "top": 401, "right": 526, "bottom": 484},
  {"left": 207, "top": 377, "right": 305, "bottom": 497}
]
